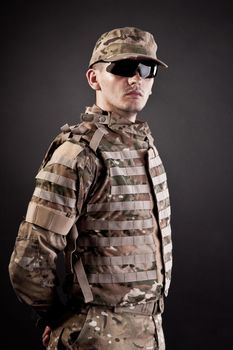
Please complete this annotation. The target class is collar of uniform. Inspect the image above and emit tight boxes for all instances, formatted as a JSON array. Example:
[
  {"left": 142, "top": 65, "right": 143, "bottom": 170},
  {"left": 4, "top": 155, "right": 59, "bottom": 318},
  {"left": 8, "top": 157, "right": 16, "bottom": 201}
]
[{"left": 82, "top": 105, "right": 151, "bottom": 137}]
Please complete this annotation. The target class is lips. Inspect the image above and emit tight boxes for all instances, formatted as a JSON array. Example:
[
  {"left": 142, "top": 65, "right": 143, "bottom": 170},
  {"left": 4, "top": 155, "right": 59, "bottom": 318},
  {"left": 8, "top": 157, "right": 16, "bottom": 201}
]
[{"left": 125, "top": 90, "right": 143, "bottom": 97}]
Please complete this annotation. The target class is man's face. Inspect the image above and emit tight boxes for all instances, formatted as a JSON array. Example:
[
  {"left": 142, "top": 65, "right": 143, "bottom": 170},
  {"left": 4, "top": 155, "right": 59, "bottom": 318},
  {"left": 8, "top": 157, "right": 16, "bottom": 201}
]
[{"left": 88, "top": 61, "right": 155, "bottom": 118}]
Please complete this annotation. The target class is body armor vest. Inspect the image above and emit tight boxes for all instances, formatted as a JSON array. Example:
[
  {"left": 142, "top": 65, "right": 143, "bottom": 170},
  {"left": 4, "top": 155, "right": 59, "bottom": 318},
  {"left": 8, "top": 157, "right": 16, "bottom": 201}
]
[{"left": 64, "top": 111, "right": 172, "bottom": 307}]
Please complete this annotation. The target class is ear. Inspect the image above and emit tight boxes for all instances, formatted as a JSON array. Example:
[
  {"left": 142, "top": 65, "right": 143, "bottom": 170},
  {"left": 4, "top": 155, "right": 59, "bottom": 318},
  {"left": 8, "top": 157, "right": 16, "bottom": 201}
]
[{"left": 86, "top": 68, "right": 101, "bottom": 91}]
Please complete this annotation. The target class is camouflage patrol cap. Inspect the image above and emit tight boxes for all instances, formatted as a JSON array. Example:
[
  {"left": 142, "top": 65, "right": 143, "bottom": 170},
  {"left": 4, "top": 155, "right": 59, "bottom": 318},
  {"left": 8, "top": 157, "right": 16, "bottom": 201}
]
[{"left": 89, "top": 27, "right": 168, "bottom": 68}]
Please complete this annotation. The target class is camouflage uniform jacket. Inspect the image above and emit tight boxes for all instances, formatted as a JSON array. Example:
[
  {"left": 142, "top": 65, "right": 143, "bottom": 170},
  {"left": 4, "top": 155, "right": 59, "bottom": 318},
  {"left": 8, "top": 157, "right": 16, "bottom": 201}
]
[{"left": 9, "top": 105, "right": 172, "bottom": 326}]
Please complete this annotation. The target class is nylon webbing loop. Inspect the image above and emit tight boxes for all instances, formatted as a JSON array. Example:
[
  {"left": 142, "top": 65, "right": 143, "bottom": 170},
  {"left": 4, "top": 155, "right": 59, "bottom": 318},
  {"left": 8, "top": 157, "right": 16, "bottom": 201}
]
[
  {"left": 151, "top": 173, "right": 167, "bottom": 186},
  {"left": 110, "top": 165, "right": 146, "bottom": 176},
  {"left": 87, "top": 270, "right": 157, "bottom": 284},
  {"left": 60, "top": 123, "right": 71, "bottom": 133},
  {"left": 146, "top": 133, "right": 154, "bottom": 148},
  {"left": 111, "top": 184, "right": 150, "bottom": 195},
  {"left": 102, "top": 149, "right": 146, "bottom": 160},
  {"left": 36, "top": 170, "right": 77, "bottom": 190},
  {"left": 114, "top": 301, "right": 154, "bottom": 316},
  {"left": 114, "top": 297, "right": 164, "bottom": 316},
  {"left": 73, "top": 258, "right": 94, "bottom": 303},
  {"left": 82, "top": 252, "right": 156, "bottom": 266},
  {"left": 87, "top": 200, "right": 153, "bottom": 212},
  {"left": 149, "top": 154, "right": 162, "bottom": 169},
  {"left": 89, "top": 126, "right": 108, "bottom": 152},
  {"left": 65, "top": 221, "right": 93, "bottom": 303},
  {"left": 65, "top": 223, "right": 79, "bottom": 274},
  {"left": 78, "top": 234, "right": 154, "bottom": 247},
  {"left": 33, "top": 187, "right": 76, "bottom": 208},
  {"left": 80, "top": 217, "right": 153, "bottom": 231}
]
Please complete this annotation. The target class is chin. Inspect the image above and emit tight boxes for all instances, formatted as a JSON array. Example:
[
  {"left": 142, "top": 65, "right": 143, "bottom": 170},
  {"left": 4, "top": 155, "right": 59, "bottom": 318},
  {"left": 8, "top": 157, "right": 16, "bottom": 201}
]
[
  {"left": 127, "top": 104, "right": 144, "bottom": 113},
  {"left": 124, "top": 101, "right": 144, "bottom": 110}
]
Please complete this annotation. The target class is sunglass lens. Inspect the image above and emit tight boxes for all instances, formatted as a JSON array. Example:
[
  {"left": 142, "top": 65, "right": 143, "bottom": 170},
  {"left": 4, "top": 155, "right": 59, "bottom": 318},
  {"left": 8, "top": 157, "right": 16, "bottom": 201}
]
[
  {"left": 106, "top": 60, "right": 138, "bottom": 77},
  {"left": 138, "top": 62, "right": 158, "bottom": 78},
  {"left": 138, "top": 63, "right": 151, "bottom": 78},
  {"left": 106, "top": 60, "right": 157, "bottom": 79}
]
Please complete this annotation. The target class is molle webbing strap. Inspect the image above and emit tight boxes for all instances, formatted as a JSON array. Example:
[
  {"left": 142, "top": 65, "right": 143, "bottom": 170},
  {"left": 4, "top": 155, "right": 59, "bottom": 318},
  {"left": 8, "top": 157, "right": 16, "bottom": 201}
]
[
  {"left": 146, "top": 133, "right": 155, "bottom": 148},
  {"left": 164, "top": 262, "right": 172, "bottom": 296},
  {"left": 165, "top": 260, "right": 172, "bottom": 271},
  {"left": 165, "top": 278, "right": 171, "bottom": 296},
  {"left": 110, "top": 166, "right": 146, "bottom": 176},
  {"left": 151, "top": 173, "right": 167, "bottom": 186},
  {"left": 102, "top": 149, "right": 146, "bottom": 160},
  {"left": 33, "top": 188, "right": 76, "bottom": 208},
  {"left": 114, "top": 300, "right": 160, "bottom": 316},
  {"left": 87, "top": 200, "right": 153, "bottom": 212},
  {"left": 25, "top": 202, "right": 75, "bottom": 235},
  {"left": 89, "top": 126, "right": 108, "bottom": 152},
  {"left": 65, "top": 222, "right": 78, "bottom": 274},
  {"left": 146, "top": 145, "right": 173, "bottom": 294},
  {"left": 80, "top": 217, "right": 153, "bottom": 230},
  {"left": 111, "top": 184, "right": 150, "bottom": 195},
  {"left": 161, "top": 225, "right": 171, "bottom": 238},
  {"left": 83, "top": 252, "right": 156, "bottom": 266},
  {"left": 36, "top": 170, "right": 77, "bottom": 190},
  {"left": 149, "top": 155, "right": 162, "bottom": 168},
  {"left": 73, "top": 259, "right": 94, "bottom": 303},
  {"left": 159, "top": 206, "right": 171, "bottom": 220},
  {"left": 87, "top": 270, "right": 157, "bottom": 284},
  {"left": 147, "top": 135, "right": 160, "bottom": 159},
  {"left": 156, "top": 188, "right": 169, "bottom": 202},
  {"left": 78, "top": 234, "right": 154, "bottom": 247},
  {"left": 65, "top": 223, "right": 94, "bottom": 303},
  {"left": 163, "top": 242, "right": 173, "bottom": 254},
  {"left": 147, "top": 148, "right": 156, "bottom": 160}
]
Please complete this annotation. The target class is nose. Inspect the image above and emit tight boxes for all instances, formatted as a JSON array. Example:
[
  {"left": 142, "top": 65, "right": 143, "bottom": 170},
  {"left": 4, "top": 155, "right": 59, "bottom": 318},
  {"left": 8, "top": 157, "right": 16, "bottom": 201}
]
[{"left": 128, "top": 71, "right": 142, "bottom": 84}]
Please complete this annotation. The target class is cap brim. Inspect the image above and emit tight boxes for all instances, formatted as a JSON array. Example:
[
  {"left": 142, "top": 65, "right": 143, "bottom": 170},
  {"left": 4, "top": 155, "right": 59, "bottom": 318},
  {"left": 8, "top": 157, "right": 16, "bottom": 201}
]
[{"left": 103, "top": 53, "right": 168, "bottom": 68}]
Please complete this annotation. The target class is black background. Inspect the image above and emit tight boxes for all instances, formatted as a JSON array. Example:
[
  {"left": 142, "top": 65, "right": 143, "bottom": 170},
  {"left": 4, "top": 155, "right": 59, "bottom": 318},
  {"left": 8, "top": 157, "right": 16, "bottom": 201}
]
[{"left": 1, "top": 0, "right": 233, "bottom": 349}]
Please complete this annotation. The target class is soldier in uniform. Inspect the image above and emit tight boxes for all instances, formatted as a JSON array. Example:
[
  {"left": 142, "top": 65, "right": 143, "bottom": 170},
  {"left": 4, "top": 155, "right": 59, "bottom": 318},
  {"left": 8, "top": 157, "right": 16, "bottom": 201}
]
[{"left": 9, "top": 27, "right": 172, "bottom": 350}]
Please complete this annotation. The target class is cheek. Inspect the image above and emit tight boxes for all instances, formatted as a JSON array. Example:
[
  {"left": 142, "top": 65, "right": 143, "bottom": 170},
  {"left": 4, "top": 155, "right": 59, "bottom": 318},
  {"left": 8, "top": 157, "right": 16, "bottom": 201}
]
[
  {"left": 104, "top": 82, "right": 124, "bottom": 99},
  {"left": 146, "top": 80, "right": 154, "bottom": 91},
  {"left": 143, "top": 81, "right": 154, "bottom": 97},
  {"left": 104, "top": 86, "right": 117, "bottom": 101},
  {"left": 100, "top": 77, "right": 117, "bottom": 95}
]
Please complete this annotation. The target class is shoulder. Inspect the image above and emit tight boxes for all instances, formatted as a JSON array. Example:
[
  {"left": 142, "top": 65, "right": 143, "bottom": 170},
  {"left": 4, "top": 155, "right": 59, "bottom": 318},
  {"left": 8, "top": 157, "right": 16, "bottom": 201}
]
[{"left": 43, "top": 121, "right": 102, "bottom": 171}]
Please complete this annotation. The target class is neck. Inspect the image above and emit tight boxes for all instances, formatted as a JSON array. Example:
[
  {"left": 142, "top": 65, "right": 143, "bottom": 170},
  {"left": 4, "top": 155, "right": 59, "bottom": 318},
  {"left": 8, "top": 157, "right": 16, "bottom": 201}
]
[
  {"left": 95, "top": 99, "right": 137, "bottom": 123},
  {"left": 111, "top": 110, "right": 137, "bottom": 123}
]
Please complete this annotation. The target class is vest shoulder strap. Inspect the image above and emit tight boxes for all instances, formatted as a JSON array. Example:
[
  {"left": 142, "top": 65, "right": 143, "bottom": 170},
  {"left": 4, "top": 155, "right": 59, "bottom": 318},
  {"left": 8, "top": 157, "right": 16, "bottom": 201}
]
[{"left": 68, "top": 122, "right": 109, "bottom": 153}]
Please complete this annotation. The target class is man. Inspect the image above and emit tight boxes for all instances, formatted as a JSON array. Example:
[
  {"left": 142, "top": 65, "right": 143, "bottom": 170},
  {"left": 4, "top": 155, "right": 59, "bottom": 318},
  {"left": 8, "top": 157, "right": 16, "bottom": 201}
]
[{"left": 9, "top": 27, "right": 172, "bottom": 350}]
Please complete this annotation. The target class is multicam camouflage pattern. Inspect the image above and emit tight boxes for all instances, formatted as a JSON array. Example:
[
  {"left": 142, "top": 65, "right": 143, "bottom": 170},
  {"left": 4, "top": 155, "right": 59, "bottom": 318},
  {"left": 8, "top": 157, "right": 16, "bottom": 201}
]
[
  {"left": 9, "top": 105, "right": 172, "bottom": 349},
  {"left": 89, "top": 27, "right": 168, "bottom": 68},
  {"left": 60, "top": 105, "right": 172, "bottom": 307},
  {"left": 47, "top": 304, "right": 165, "bottom": 350},
  {"left": 9, "top": 129, "right": 101, "bottom": 309}
]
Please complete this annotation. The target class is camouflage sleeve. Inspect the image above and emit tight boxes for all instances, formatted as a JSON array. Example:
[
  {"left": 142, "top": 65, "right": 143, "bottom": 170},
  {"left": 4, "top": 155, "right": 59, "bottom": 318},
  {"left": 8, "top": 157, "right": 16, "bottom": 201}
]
[{"left": 8, "top": 140, "right": 101, "bottom": 326}]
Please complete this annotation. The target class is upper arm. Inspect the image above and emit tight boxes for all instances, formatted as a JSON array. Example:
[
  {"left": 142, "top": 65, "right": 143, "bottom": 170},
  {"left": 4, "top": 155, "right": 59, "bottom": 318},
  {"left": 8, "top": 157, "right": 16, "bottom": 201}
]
[{"left": 25, "top": 140, "right": 101, "bottom": 235}]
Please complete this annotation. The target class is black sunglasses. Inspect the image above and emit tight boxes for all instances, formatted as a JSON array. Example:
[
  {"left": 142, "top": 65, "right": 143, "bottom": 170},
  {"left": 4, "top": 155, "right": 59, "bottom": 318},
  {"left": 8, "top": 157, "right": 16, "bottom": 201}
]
[{"left": 105, "top": 59, "right": 158, "bottom": 79}]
